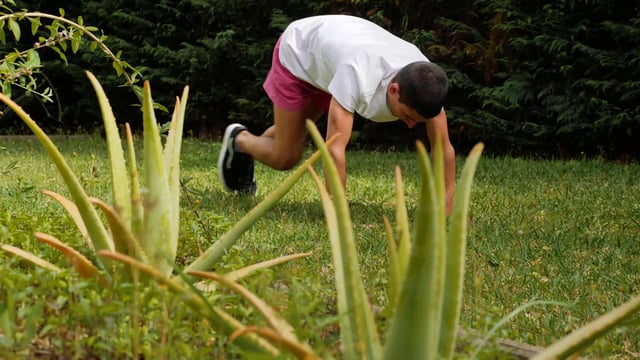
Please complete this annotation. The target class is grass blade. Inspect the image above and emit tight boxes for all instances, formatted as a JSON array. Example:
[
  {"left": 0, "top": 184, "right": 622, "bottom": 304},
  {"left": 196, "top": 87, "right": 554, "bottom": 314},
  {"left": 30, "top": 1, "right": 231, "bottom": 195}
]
[{"left": 439, "top": 143, "right": 483, "bottom": 358}]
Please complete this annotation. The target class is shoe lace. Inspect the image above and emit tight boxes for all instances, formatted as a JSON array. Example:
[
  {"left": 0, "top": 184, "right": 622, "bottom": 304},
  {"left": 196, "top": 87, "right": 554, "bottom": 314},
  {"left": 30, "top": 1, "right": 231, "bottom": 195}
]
[{"left": 225, "top": 141, "right": 235, "bottom": 169}]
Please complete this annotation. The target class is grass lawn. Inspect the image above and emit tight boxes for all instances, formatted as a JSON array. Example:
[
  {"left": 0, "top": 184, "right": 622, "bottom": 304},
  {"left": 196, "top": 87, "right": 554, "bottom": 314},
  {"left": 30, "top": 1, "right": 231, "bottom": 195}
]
[{"left": 1, "top": 136, "right": 639, "bottom": 358}]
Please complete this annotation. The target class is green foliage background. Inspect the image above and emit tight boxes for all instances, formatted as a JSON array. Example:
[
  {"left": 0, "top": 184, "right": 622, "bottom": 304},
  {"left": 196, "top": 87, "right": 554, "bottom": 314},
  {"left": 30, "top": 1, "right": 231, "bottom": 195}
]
[{"left": 1, "top": 0, "right": 639, "bottom": 158}]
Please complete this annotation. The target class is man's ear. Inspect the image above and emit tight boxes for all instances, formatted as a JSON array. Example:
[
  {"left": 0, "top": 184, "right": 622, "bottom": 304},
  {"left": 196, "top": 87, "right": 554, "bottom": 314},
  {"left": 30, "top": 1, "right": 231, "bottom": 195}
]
[{"left": 388, "top": 82, "right": 400, "bottom": 96}]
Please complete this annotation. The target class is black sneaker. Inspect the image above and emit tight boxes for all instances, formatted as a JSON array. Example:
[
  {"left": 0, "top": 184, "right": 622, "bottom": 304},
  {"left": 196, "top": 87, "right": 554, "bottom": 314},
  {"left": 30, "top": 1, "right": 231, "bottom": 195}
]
[{"left": 218, "top": 123, "right": 257, "bottom": 194}]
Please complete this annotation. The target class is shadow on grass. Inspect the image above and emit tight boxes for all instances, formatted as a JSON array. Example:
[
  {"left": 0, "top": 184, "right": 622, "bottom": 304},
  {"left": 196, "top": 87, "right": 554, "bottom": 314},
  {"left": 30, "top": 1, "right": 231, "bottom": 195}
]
[{"left": 188, "top": 183, "right": 392, "bottom": 227}]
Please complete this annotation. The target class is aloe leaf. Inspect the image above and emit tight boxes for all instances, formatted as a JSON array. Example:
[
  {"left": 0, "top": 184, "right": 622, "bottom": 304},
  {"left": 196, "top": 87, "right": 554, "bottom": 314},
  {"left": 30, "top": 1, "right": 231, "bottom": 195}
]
[
  {"left": 0, "top": 92, "right": 115, "bottom": 273},
  {"left": 530, "top": 294, "right": 640, "bottom": 360},
  {"left": 125, "top": 123, "right": 144, "bottom": 239},
  {"left": 184, "top": 145, "right": 327, "bottom": 275},
  {"left": 34, "top": 232, "right": 103, "bottom": 281},
  {"left": 306, "top": 120, "right": 382, "bottom": 359},
  {"left": 394, "top": 166, "right": 411, "bottom": 278},
  {"left": 432, "top": 136, "right": 447, "bottom": 348},
  {"left": 229, "top": 326, "right": 319, "bottom": 360},
  {"left": 188, "top": 270, "right": 313, "bottom": 355},
  {"left": 1, "top": 244, "right": 62, "bottom": 273},
  {"left": 40, "top": 190, "right": 91, "bottom": 249},
  {"left": 98, "top": 250, "right": 280, "bottom": 355},
  {"left": 86, "top": 71, "right": 131, "bottom": 223},
  {"left": 434, "top": 137, "right": 448, "bottom": 322},
  {"left": 439, "top": 143, "right": 483, "bottom": 359},
  {"left": 163, "top": 87, "right": 189, "bottom": 262},
  {"left": 90, "top": 198, "right": 148, "bottom": 263},
  {"left": 471, "top": 300, "right": 566, "bottom": 360},
  {"left": 141, "top": 81, "right": 172, "bottom": 276},
  {"left": 382, "top": 215, "right": 401, "bottom": 314},
  {"left": 222, "top": 252, "right": 313, "bottom": 282},
  {"left": 383, "top": 141, "right": 442, "bottom": 360},
  {"left": 387, "top": 165, "right": 412, "bottom": 315},
  {"left": 307, "top": 165, "right": 357, "bottom": 358},
  {"left": 194, "top": 253, "right": 313, "bottom": 292}
]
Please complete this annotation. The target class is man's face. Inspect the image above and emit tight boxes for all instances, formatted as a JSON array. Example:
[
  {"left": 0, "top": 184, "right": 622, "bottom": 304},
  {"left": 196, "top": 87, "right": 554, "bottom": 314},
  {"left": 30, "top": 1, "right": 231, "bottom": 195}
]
[{"left": 386, "top": 83, "right": 428, "bottom": 128}]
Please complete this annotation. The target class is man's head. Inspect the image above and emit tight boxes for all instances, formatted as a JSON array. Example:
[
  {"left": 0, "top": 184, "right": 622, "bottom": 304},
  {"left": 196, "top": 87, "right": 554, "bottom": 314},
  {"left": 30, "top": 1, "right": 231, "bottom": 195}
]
[{"left": 387, "top": 61, "right": 449, "bottom": 127}]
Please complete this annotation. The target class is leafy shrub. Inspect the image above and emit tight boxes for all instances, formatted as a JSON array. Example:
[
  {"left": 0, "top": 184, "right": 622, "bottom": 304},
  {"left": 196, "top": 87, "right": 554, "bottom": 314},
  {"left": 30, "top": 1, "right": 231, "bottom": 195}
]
[
  {"left": 0, "top": 1, "right": 149, "bottom": 136},
  {"left": 431, "top": 0, "right": 640, "bottom": 158}
]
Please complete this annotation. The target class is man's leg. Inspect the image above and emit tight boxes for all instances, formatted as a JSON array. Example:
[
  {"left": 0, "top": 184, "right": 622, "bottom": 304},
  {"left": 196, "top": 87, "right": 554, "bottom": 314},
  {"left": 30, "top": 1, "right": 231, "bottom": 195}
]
[
  {"left": 235, "top": 100, "right": 324, "bottom": 170},
  {"left": 218, "top": 99, "right": 324, "bottom": 193}
]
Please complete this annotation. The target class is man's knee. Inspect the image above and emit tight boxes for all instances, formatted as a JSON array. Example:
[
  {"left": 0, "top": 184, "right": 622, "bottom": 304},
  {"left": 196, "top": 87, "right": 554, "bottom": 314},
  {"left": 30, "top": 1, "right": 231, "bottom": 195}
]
[{"left": 271, "top": 153, "right": 302, "bottom": 171}]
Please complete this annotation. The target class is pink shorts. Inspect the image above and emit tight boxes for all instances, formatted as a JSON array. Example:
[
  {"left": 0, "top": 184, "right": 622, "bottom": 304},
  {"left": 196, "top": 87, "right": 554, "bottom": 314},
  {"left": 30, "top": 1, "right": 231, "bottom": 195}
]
[{"left": 263, "top": 38, "right": 331, "bottom": 113}]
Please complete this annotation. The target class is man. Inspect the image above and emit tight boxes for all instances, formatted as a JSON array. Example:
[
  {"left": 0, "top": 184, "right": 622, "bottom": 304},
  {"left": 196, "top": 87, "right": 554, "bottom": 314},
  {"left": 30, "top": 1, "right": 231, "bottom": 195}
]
[{"left": 218, "top": 14, "right": 456, "bottom": 213}]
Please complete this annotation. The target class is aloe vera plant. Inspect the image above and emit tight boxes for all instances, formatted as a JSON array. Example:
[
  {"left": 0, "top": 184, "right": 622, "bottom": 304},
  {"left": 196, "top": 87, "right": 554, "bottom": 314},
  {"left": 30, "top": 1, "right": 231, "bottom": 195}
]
[
  {"left": 86, "top": 116, "right": 484, "bottom": 359},
  {"left": 0, "top": 71, "right": 182, "bottom": 279},
  {"left": 304, "top": 119, "right": 483, "bottom": 359},
  {"left": 95, "top": 143, "right": 335, "bottom": 358},
  {"left": 148, "top": 120, "right": 485, "bottom": 359},
  {"left": 0, "top": 72, "right": 326, "bottom": 356},
  {"left": 305, "top": 119, "right": 640, "bottom": 359}
]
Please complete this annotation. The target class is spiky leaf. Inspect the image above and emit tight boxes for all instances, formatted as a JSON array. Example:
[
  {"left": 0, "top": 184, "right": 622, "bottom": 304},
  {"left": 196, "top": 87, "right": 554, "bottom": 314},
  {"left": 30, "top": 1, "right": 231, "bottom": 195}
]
[
  {"left": 439, "top": 143, "right": 484, "bottom": 358},
  {"left": 141, "top": 81, "right": 172, "bottom": 276},
  {"left": 383, "top": 141, "right": 443, "bottom": 360},
  {"left": 86, "top": 71, "right": 131, "bottom": 224},
  {"left": 307, "top": 120, "right": 382, "bottom": 359}
]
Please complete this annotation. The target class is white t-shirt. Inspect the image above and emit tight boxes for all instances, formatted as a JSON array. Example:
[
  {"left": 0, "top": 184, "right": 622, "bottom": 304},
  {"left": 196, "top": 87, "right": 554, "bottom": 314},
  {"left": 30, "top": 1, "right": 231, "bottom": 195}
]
[{"left": 278, "top": 15, "right": 430, "bottom": 122}]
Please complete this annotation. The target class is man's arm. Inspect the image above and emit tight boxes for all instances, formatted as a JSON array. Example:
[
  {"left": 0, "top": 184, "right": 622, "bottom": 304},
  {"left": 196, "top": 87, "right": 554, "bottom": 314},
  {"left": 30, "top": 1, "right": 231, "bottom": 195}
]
[
  {"left": 425, "top": 109, "right": 456, "bottom": 215},
  {"left": 325, "top": 97, "right": 355, "bottom": 190}
]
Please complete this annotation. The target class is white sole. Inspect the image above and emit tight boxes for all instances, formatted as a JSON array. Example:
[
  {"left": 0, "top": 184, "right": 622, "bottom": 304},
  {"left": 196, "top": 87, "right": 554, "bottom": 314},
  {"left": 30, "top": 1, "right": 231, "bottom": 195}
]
[{"left": 217, "top": 123, "right": 245, "bottom": 192}]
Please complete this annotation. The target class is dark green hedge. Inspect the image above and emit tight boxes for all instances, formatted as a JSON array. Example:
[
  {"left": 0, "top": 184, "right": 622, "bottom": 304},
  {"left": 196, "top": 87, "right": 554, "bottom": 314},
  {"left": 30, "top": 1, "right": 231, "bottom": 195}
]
[
  {"left": 2, "top": 0, "right": 638, "bottom": 159},
  {"left": 435, "top": 0, "right": 640, "bottom": 158}
]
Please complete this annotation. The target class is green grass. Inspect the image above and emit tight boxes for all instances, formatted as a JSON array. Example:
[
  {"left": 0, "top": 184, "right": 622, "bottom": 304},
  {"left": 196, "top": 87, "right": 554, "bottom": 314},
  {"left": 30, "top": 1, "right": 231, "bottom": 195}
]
[{"left": 1, "top": 136, "right": 639, "bottom": 358}]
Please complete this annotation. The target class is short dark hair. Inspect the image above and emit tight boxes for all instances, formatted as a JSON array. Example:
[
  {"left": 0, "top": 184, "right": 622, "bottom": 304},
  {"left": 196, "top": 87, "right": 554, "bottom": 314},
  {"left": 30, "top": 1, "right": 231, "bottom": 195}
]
[{"left": 393, "top": 61, "right": 449, "bottom": 119}]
